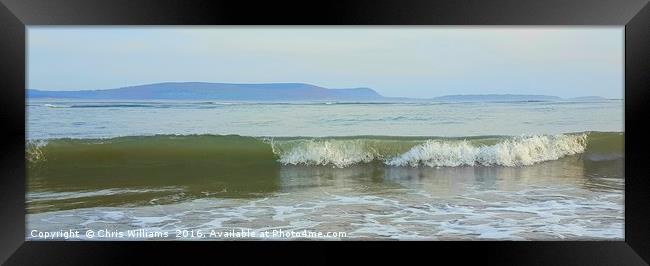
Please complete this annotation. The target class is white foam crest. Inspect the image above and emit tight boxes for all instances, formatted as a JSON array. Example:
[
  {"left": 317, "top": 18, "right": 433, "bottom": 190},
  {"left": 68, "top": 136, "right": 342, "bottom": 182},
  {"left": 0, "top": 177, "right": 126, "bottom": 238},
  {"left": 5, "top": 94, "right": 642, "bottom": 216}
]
[
  {"left": 211, "top": 102, "right": 240, "bottom": 105},
  {"left": 386, "top": 134, "right": 587, "bottom": 167},
  {"left": 26, "top": 139, "right": 49, "bottom": 163},
  {"left": 272, "top": 139, "right": 377, "bottom": 168},
  {"left": 43, "top": 103, "right": 70, "bottom": 108}
]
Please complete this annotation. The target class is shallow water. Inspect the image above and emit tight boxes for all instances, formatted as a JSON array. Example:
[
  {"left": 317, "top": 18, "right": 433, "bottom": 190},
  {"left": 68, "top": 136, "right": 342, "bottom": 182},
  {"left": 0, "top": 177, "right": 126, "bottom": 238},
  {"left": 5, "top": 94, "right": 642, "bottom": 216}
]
[{"left": 27, "top": 157, "right": 623, "bottom": 240}]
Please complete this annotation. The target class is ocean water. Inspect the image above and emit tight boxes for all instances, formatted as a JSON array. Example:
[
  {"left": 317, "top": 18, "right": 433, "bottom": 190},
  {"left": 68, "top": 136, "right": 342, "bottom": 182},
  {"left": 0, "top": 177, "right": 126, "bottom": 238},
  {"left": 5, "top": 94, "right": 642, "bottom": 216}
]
[
  {"left": 26, "top": 99, "right": 624, "bottom": 240},
  {"left": 27, "top": 99, "right": 623, "bottom": 139}
]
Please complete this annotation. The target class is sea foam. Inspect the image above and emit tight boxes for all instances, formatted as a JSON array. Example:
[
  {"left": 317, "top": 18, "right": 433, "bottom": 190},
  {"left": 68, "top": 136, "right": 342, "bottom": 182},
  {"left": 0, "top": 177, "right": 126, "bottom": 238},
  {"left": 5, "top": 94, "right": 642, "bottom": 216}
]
[
  {"left": 386, "top": 134, "right": 587, "bottom": 167},
  {"left": 26, "top": 139, "right": 49, "bottom": 163},
  {"left": 272, "top": 134, "right": 588, "bottom": 168},
  {"left": 271, "top": 139, "right": 378, "bottom": 168}
]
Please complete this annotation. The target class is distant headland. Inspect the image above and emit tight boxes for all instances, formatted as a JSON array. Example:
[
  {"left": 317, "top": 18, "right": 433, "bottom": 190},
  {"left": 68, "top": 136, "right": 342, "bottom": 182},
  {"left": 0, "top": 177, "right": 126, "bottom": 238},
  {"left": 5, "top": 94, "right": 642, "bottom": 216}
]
[{"left": 28, "top": 82, "right": 610, "bottom": 102}]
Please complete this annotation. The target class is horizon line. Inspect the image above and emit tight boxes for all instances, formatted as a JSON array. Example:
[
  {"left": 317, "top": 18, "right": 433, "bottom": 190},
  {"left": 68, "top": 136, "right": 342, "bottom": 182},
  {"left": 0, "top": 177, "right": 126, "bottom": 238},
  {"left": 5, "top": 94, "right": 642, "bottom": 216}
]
[{"left": 27, "top": 81, "right": 617, "bottom": 100}]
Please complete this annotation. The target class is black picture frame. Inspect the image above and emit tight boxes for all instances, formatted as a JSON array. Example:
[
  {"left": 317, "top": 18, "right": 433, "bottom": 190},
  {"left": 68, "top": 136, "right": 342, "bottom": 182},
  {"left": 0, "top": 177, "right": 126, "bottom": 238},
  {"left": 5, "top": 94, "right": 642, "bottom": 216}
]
[{"left": 1, "top": 0, "right": 649, "bottom": 265}]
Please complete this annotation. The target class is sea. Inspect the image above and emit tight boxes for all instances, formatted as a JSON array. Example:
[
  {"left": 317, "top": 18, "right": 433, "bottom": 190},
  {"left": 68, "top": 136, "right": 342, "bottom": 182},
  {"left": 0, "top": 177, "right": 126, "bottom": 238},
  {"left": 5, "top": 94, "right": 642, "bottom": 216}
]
[{"left": 26, "top": 99, "right": 624, "bottom": 240}]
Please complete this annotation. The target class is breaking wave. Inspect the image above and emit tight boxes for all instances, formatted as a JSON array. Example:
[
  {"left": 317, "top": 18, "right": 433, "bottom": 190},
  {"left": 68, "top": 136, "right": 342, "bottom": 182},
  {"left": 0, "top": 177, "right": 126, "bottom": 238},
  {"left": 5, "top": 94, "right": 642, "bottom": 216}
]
[
  {"left": 269, "top": 134, "right": 589, "bottom": 167},
  {"left": 385, "top": 134, "right": 587, "bottom": 167},
  {"left": 26, "top": 132, "right": 622, "bottom": 169}
]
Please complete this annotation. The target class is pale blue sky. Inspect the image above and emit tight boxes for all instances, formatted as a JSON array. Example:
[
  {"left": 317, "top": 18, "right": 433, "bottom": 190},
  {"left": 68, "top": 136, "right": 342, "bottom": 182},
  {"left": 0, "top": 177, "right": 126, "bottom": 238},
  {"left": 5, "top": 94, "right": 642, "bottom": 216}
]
[{"left": 28, "top": 27, "right": 623, "bottom": 98}]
